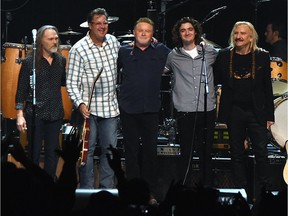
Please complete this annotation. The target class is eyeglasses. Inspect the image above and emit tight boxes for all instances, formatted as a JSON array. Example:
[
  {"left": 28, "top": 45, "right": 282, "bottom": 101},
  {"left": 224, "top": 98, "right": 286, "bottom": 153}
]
[{"left": 90, "top": 21, "right": 109, "bottom": 26}]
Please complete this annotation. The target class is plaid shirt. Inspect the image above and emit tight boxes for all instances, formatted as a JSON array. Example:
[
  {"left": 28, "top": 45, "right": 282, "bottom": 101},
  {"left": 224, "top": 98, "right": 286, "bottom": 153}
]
[{"left": 66, "top": 32, "right": 120, "bottom": 118}]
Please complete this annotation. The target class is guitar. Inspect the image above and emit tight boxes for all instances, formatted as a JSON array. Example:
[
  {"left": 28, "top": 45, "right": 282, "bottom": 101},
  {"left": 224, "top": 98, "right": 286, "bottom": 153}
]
[
  {"left": 78, "top": 118, "right": 90, "bottom": 166},
  {"left": 283, "top": 142, "right": 288, "bottom": 184},
  {"left": 78, "top": 68, "right": 103, "bottom": 166}
]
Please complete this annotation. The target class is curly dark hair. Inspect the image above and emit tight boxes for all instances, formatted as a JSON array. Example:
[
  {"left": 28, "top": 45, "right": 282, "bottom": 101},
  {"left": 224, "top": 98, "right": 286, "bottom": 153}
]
[{"left": 171, "top": 17, "right": 202, "bottom": 47}]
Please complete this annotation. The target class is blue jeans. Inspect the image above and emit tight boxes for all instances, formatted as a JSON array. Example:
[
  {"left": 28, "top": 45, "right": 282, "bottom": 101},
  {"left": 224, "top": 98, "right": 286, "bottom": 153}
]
[{"left": 79, "top": 115, "right": 118, "bottom": 189}]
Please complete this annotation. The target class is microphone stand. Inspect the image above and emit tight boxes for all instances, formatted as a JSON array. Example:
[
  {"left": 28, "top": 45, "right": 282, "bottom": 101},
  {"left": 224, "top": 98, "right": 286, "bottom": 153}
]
[
  {"left": 201, "top": 12, "right": 220, "bottom": 26},
  {"left": 200, "top": 6, "right": 227, "bottom": 26},
  {"left": 253, "top": 0, "right": 271, "bottom": 29},
  {"left": 30, "top": 36, "right": 37, "bottom": 161},
  {"left": 201, "top": 45, "right": 209, "bottom": 184},
  {"left": 167, "top": 83, "right": 176, "bottom": 146},
  {"left": 4, "top": 12, "right": 12, "bottom": 42}
]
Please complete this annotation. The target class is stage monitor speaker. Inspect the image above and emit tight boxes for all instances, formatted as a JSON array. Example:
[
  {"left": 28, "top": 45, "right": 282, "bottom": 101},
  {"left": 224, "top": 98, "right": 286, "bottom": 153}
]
[
  {"left": 73, "top": 189, "right": 118, "bottom": 211},
  {"left": 248, "top": 154, "right": 286, "bottom": 203},
  {"left": 216, "top": 188, "right": 247, "bottom": 205}
]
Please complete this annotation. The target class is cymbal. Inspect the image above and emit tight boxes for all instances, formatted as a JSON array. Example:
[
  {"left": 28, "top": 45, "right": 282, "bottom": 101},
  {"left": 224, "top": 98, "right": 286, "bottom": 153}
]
[
  {"left": 118, "top": 33, "right": 134, "bottom": 38},
  {"left": 59, "top": 30, "right": 82, "bottom": 36},
  {"left": 202, "top": 38, "right": 221, "bottom": 48},
  {"left": 80, "top": 16, "right": 119, "bottom": 28},
  {"left": 108, "top": 16, "right": 119, "bottom": 23}
]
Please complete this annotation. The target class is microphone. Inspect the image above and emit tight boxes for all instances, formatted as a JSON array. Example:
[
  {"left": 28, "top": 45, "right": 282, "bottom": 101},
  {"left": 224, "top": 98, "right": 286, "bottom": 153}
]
[
  {"left": 199, "top": 41, "right": 206, "bottom": 47},
  {"left": 32, "top": 29, "right": 37, "bottom": 43},
  {"left": 211, "top": 6, "right": 227, "bottom": 13}
]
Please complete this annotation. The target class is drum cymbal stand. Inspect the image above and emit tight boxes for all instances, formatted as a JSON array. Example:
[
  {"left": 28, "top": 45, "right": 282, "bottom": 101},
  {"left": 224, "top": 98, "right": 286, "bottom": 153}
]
[
  {"left": 253, "top": 0, "right": 271, "bottom": 29},
  {"left": 158, "top": 0, "right": 191, "bottom": 44},
  {"left": 161, "top": 74, "right": 177, "bottom": 146},
  {"left": 3, "top": 11, "right": 12, "bottom": 43}
]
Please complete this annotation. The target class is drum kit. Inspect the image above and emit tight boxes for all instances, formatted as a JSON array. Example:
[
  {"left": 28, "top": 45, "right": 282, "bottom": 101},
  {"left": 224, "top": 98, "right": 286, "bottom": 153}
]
[{"left": 269, "top": 57, "right": 288, "bottom": 149}]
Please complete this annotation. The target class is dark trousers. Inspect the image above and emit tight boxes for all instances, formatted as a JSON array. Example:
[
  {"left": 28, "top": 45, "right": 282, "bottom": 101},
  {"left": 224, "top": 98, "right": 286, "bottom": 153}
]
[
  {"left": 228, "top": 105, "right": 271, "bottom": 200},
  {"left": 120, "top": 109, "right": 159, "bottom": 196},
  {"left": 176, "top": 109, "right": 216, "bottom": 187},
  {"left": 26, "top": 115, "right": 62, "bottom": 178}
]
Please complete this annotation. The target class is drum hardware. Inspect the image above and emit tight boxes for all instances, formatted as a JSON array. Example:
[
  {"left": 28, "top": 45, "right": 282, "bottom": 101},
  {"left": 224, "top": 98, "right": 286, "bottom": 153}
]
[
  {"left": 160, "top": 118, "right": 177, "bottom": 146},
  {"left": 270, "top": 56, "right": 283, "bottom": 64},
  {"left": 270, "top": 57, "right": 287, "bottom": 81},
  {"left": 1, "top": 47, "right": 23, "bottom": 64},
  {"left": 159, "top": 74, "right": 179, "bottom": 148},
  {"left": 80, "top": 16, "right": 119, "bottom": 28},
  {"left": 15, "top": 48, "right": 23, "bottom": 64},
  {"left": 270, "top": 57, "right": 287, "bottom": 97},
  {"left": 21, "top": 36, "right": 29, "bottom": 55},
  {"left": 1, "top": 47, "right": 6, "bottom": 62}
]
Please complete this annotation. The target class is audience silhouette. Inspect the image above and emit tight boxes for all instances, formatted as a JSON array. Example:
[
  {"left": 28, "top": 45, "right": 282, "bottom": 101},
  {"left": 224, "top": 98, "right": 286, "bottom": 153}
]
[{"left": 1, "top": 132, "right": 287, "bottom": 216}]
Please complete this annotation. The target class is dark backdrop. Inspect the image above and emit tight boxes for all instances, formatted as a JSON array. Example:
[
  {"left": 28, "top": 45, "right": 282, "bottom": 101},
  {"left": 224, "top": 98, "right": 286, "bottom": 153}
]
[{"left": 1, "top": 0, "right": 287, "bottom": 50}]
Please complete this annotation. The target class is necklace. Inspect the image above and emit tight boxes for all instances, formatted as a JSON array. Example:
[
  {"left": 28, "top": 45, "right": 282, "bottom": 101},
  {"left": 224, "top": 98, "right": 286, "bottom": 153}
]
[{"left": 229, "top": 48, "right": 255, "bottom": 79}]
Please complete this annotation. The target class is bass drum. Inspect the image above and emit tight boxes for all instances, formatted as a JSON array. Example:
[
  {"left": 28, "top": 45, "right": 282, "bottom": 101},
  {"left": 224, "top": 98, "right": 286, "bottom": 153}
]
[
  {"left": 270, "top": 96, "right": 288, "bottom": 148},
  {"left": 1, "top": 42, "right": 32, "bottom": 119}
]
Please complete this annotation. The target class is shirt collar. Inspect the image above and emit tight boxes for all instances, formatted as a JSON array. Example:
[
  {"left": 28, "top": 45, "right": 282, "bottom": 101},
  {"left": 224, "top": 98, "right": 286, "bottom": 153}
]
[
  {"left": 134, "top": 42, "right": 156, "bottom": 51},
  {"left": 86, "top": 31, "right": 112, "bottom": 48}
]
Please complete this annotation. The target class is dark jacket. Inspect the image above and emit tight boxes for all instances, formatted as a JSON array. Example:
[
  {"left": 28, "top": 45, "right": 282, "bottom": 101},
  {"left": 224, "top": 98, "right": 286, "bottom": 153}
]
[{"left": 213, "top": 47, "right": 275, "bottom": 125}]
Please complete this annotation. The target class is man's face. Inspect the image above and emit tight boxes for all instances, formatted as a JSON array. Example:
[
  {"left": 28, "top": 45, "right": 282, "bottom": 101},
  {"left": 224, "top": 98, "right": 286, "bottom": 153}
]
[
  {"left": 233, "top": 25, "right": 253, "bottom": 49},
  {"left": 265, "top": 24, "right": 275, "bottom": 45},
  {"left": 42, "top": 29, "right": 59, "bottom": 54},
  {"left": 133, "top": 22, "right": 154, "bottom": 48},
  {"left": 179, "top": 22, "right": 196, "bottom": 46},
  {"left": 89, "top": 14, "right": 108, "bottom": 43}
]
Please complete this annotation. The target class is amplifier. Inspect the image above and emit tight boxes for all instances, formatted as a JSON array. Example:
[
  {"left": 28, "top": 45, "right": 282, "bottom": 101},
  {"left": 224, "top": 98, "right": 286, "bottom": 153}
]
[
  {"left": 214, "top": 124, "right": 229, "bottom": 145},
  {"left": 157, "top": 144, "right": 181, "bottom": 156},
  {"left": 213, "top": 143, "right": 230, "bottom": 150}
]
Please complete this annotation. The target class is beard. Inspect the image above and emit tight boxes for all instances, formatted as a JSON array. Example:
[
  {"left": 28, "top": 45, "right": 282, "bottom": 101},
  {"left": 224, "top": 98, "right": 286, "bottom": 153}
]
[{"left": 50, "top": 46, "right": 58, "bottom": 53}]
